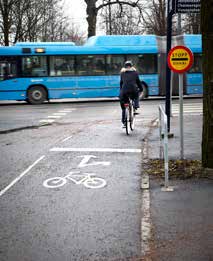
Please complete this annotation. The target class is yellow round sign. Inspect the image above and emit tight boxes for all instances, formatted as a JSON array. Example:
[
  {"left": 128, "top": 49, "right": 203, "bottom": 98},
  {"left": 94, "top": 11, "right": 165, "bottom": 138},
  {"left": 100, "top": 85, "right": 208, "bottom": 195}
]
[{"left": 168, "top": 46, "right": 194, "bottom": 73}]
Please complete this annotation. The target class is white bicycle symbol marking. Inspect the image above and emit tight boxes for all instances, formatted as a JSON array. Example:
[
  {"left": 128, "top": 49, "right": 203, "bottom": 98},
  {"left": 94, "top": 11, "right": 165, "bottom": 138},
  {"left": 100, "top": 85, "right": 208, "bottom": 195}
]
[{"left": 43, "top": 171, "right": 107, "bottom": 189}]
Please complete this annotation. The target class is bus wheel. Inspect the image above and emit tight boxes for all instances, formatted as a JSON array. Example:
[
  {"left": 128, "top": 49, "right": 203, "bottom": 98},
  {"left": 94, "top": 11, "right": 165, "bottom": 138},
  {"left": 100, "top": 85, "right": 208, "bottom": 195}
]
[
  {"left": 140, "top": 81, "right": 149, "bottom": 100},
  {"left": 27, "top": 86, "right": 47, "bottom": 104}
]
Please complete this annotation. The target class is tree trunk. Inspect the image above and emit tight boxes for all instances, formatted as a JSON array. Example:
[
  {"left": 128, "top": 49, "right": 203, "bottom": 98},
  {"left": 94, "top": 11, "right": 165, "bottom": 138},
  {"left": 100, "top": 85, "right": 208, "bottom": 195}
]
[
  {"left": 3, "top": 14, "right": 10, "bottom": 46},
  {"left": 201, "top": 0, "right": 213, "bottom": 169},
  {"left": 85, "top": 0, "right": 97, "bottom": 37}
]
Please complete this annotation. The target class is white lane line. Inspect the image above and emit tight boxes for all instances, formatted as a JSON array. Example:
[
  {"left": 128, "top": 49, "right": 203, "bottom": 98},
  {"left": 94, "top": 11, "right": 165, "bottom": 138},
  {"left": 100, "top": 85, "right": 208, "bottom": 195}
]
[
  {"left": 0, "top": 155, "right": 45, "bottom": 197},
  {"left": 172, "top": 103, "right": 203, "bottom": 107},
  {"left": 62, "top": 135, "right": 73, "bottom": 142},
  {"left": 53, "top": 113, "right": 67, "bottom": 116},
  {"left": 172, "top": 108, "right": 203, "bottom": 112},
  {"left": 47, "top": 115, "right": 62, "bottom": 118},
  {"left": 58, "top": 110, "right": 73, "bottom": 113},
  {"left": 39, "top": 119, "right": 55, "bottom": 123},
  {"left": 172, "top": 113, "right": 202, "bottom": 116},
  {"left": 141, "top": 189, "right": 151, "bottom": 256},
  {"left": 64, "top": 108, "right": 76, "bottom": 111},
  {"left": 50, "top": 147, "right": 141, "bottom": 153}
]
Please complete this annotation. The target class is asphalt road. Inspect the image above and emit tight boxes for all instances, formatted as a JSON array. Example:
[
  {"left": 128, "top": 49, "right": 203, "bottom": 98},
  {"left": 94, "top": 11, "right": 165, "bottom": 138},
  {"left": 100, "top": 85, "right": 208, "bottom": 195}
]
[
  {"left": 0, "top": 98, "right": 203, "bottom": 260},
  {"left": 0, "top": 99, "right": 160, "bottom": 261}
]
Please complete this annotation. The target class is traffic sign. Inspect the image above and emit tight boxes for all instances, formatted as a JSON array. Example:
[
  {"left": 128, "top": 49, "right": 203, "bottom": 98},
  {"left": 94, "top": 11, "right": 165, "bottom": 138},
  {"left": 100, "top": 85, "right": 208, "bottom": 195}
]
[
  {"left": 167, "top": 45, "right": 194, "bottom": 73},
  {"left": 175, "top": 0, "right": 201, "bottom": 13}
]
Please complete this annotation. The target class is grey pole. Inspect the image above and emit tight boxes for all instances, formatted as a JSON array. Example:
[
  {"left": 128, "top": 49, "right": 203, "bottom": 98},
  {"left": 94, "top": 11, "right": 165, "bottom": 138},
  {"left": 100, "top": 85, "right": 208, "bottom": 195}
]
[
  {"left": 178, "top": 13, "right": 181, "bottom": 34},
  {"left": 170, "top": 71, "right": 173, "bottom": 117},
  {"left": 179, "top": 73, "right": 184, "bottom": 159}
]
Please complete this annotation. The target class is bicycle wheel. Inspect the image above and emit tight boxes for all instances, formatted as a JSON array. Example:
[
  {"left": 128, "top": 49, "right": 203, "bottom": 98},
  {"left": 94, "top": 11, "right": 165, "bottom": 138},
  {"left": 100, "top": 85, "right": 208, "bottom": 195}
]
[
  {"left": 84, "top": 177, "right": 107, "bottom": 189},
  {"left": 43, "top": 177, "right": 67, "bottom": 188},
  {"left": 125, "top": 107, "right": 130, "bottom": 135},
  {"left": 130, "top": 103, "right": 135, "bottom": 131}
]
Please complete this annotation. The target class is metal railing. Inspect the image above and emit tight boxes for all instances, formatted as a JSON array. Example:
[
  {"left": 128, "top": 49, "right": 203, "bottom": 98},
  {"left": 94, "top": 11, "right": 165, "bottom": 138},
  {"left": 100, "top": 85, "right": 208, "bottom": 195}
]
[{"left": 158, "top": 105, "right": 169, "bottom": 189}]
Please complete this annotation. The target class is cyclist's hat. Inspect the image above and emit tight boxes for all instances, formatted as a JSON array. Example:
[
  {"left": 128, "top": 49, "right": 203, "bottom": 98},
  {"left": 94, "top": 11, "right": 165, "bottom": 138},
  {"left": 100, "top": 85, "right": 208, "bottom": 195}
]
[{"left": 124, "top": 61, "right": 133, "bottom": 68}]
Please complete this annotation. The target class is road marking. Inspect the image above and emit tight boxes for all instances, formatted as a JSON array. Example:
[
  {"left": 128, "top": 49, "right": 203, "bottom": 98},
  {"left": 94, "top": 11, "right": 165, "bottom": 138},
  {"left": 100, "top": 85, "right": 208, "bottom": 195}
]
[
  {"left": 47, "top": 115, "right": 62, "bottom": 118},
  {"left": 62, "top": 135, "right": 73, "bottom": 142},
  {"left": 53, "top": 113, "right": 67, "bottom": 116},
  {"left": 39, "top": 119, "right": 55, "bottom": 123},
  {"left": 172, "top": 108, "right": 202, "bottom": 112},
  {"left": 77, "top": 155, "right": 111, "bottom": 167},
  {"left": 50, "top": 147, "right": 141, "bottom": 153},
  {"left": 64, "top": 108, "right": 76, "bottom": 111},
  {"left": 58, "top": 110, "right": 73, "bottom": 113},
  {"left": 43, "top": 172, "right": 107, "bottom": 189},
  {"left": 172, "top": 112, "right": 202, "bottom": 116},
  {"left": 141, "top": 190, "right": 151, "bottom": 255},
  {"left": 0, "top": 155, "right": 45, "bottom": 197}
]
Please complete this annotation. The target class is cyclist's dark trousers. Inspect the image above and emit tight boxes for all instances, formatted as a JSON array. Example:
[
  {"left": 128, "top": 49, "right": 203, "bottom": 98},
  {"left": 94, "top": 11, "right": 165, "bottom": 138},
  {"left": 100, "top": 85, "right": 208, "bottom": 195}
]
[{"left": 119, "top": 90, "right": 138, "bottom": 123}]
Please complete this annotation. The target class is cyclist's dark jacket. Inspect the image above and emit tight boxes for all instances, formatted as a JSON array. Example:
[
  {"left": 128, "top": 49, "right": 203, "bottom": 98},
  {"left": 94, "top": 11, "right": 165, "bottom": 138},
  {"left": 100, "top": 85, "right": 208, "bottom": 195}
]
[{"left": 119, "top": 67, "right": 143, "bottom": 101}]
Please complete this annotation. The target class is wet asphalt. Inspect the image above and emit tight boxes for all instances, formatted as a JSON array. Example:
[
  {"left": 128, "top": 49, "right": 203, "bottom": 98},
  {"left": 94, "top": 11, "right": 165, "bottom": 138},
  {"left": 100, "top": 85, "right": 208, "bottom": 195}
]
[{"left": 0, "top": 99, "right": 157, "bottom": 260}]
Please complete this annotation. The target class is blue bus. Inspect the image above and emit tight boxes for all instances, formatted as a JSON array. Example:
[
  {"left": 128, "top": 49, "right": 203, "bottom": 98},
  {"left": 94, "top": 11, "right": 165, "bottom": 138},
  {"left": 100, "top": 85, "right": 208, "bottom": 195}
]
[
  {"left": 0, "top": 35, "right": 202, "bottom": 104},
  {"left": 183, "top": 34, "right": 202, "bottom": 95}
]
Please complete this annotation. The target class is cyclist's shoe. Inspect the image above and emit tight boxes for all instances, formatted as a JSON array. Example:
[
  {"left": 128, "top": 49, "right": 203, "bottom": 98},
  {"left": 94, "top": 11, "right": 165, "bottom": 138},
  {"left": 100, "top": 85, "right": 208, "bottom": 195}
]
[
  {"left": 134, "top": 108, "right": 140, "bottom": 115},
  {"left": 122, "top": 121, "right": 126, "bottom": 128}
]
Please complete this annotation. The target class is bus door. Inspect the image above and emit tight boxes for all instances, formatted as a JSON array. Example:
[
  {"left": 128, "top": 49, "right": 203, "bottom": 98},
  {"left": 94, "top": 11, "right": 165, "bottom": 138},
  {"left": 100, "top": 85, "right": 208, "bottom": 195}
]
[
  {"left": 0, "top": 57, "right": 25, "bottom": 100},
  {"left": 0, "top": 58, "right": 17, "bottom": 81}
]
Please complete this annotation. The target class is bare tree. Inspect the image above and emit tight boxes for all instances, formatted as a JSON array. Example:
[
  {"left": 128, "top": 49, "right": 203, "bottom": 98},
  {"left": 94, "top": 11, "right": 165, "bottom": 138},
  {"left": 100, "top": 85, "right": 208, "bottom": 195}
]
[
  {"left": 140, "top": 0, "right": 166, "bottom": 35},
  {"left": 99, "top": 2, "right": 144, "bottom": 35},
  {"left": 182, "top": 13, "right": 201, "bottom": 34},
  {"left": 84, "top": 0, "right": 141, "bottom": 37},
  {"left": 201, "top": 0, "right": 213, "bottom": 170},
  {"left": 64, "top": 23, "right": 86, "bottom": 45},
  {"left": 0, "top": 0, "right": 85, "bottom": 45},
  {"left": 0, "top": 0, "right": 19, "bottom": 45}
]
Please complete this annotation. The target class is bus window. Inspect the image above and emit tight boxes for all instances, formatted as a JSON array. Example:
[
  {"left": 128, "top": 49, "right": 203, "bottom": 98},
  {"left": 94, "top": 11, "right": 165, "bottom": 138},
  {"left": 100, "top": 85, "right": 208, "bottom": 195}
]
[
  {"left": 76, "top": 55, "right": 105, "bottom": 76},
  {"left": 22, "top": 56, "right": 47, "bottom": 77},
  {"left": 0, "top": 57, "right": 17, "bottom": 80},
  {"left": 126, "top": 54, "right": 157, "bottom": 74},
  {"left": 106, "top": 55, "right": 125, "bottom": 75},
  {"left": 189, "top": 54, "right": 202, "bottom": 73},
  {"left": 50, "top": 56, "right": 75, "bottom": 76}
]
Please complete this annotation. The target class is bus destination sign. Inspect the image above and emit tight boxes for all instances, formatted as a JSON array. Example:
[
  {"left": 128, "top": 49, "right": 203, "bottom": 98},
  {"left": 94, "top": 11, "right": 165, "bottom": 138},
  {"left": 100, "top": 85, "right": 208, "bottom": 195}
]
[
  {"left": 175, "top": 0, "right": 201, "bottom": 13},
  {"left": 167, "top": 46, "right": 194, "bottom": 73}
]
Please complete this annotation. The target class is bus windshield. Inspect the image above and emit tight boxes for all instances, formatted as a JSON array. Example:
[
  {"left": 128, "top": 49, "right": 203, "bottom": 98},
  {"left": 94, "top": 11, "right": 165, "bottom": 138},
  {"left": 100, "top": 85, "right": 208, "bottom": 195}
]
[{"left": 0, "top": 57, "right": 17, "bottom": 80}]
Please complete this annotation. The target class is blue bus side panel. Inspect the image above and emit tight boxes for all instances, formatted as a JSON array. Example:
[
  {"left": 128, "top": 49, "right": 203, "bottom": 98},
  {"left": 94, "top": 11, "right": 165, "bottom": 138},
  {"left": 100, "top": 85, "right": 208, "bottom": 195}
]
[
  {"left": 186, "top": 73, "right": 203, "bottom": 94},
  {"left": 0, "top": 91, "right": 26, "bottom": 100},
  {"left": 48, "top": 75, "right": 159, "bottom": 98},
  {"left": 141, "top": 75, "right": 159, "bottom": 96},
  {"left": 99, "top": 74, "right": 159, "bottom": 97},
  {"left": 0, "top": 74, "right": 159, "bottom": 100},
  {"left": 47, "top": 76, "right": 107, "bottom": 98},
  {"left": 0, "top": 79, "right": 26, "bottom": 100}
]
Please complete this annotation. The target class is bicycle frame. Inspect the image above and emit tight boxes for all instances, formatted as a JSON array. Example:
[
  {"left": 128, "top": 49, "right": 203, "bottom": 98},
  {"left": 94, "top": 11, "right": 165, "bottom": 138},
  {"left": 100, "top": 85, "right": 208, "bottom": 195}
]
[{"left": 124, "top": 98, "right": 135, "bottom": 135}]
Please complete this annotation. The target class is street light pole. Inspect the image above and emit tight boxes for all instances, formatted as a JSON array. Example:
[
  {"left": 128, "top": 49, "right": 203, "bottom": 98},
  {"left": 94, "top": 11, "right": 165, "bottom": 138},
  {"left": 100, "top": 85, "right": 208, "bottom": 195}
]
[{"left": 165, "top": 0, "right": 173, "bottom": 133}]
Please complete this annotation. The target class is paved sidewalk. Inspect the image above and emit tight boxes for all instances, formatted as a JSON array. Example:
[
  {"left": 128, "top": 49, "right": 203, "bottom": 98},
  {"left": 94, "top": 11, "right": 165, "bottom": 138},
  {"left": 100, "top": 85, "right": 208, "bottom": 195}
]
[{"left": 146, "top": 114, "right": 213, "bottom": 260}]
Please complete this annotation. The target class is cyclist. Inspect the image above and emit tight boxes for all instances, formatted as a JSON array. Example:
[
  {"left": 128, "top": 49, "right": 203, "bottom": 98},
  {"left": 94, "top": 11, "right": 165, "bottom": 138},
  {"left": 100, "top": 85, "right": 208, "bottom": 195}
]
[{"left": 119, "top": 61, "right": 143, "bottom": 126}]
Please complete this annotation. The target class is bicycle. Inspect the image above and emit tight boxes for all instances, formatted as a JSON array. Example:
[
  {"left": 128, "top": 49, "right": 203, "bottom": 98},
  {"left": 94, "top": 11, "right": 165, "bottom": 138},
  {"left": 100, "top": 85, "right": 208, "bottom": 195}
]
[
  {"left": 43, "top": 171, "right": 107, "bottom": 189},
  {"left": 123, "top": 97, "right": 136, "bottom": 135}
]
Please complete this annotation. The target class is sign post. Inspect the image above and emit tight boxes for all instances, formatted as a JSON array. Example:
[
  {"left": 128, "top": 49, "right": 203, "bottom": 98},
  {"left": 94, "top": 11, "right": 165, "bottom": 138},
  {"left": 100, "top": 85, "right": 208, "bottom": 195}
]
[
  {"left": 165, "top": 0, "right": 200, "bottom": 133},
  {"left": 167, "top": 46, "right": 194, "bottom": 159}
]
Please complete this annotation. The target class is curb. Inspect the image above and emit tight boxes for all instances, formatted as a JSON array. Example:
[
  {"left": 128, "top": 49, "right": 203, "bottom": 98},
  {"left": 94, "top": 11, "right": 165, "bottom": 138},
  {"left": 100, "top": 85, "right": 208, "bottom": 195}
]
[{"left": 141, "top": 118, "right": 158, "bottom": 257}]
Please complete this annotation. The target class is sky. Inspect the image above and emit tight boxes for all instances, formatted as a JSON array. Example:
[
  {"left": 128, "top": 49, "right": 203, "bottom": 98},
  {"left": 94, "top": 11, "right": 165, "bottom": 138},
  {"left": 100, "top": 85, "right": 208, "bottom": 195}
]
[
  {"left": 63, "top": 0, "right": 88, "bottom": 34},
  {"left": 63, "top": 0, "right": 104, "bottom": 36}
]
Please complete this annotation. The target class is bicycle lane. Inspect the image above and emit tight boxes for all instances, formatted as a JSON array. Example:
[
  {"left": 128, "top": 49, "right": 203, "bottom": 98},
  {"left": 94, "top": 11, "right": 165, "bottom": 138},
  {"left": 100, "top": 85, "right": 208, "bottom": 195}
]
[{"left": 0, "top": 114, "right": 149, "bottom": 261}]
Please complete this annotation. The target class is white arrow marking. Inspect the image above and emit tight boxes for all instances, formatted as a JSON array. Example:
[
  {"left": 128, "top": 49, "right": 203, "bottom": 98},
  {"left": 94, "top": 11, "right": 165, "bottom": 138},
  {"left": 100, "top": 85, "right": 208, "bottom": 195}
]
[{"left": 77, "top": 155, "right": 111, "bottom": 168}]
